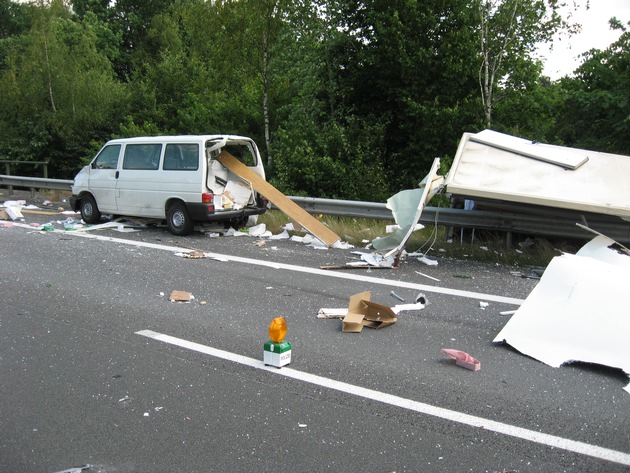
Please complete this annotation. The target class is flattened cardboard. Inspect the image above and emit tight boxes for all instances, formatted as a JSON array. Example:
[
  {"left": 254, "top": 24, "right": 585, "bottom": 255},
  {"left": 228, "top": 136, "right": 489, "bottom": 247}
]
[
  {"left": 169, "top": 290, "right": 193, "bottom": 302},
  {"left": 342, "top": 291, "right": 397, "bottom": 333},
  {"left": 217, "top": 151, "right": 340, "bottom": 247}
]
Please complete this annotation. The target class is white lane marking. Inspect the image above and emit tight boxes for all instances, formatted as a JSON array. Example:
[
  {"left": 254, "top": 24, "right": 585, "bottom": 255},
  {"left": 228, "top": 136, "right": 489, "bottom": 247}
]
[
  {"left": 136, "top": 329, "right": 630, "bottom": 467},
  {"left": 14, "top": 222, "right": 523, "bottom": 305}
]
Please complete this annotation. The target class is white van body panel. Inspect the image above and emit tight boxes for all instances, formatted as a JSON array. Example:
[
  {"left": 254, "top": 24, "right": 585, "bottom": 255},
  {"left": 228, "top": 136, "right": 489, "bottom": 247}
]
[{"left": 71, "top": 135, "right": 267, "bottom": 235}]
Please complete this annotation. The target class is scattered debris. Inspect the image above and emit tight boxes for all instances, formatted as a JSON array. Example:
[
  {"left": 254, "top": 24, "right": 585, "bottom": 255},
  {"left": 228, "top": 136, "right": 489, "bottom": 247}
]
[
  {"left": 341, "top": 292, "right": 398, "bottom": 333},
  {"left": 414, "top": 270, "right": 440, "bottom": 282},
  {"left": 418, "top": 255, "right": 438, "bottom": 266},
  {"left": 390, "top": 291, "right": 405, "bottom": 302},
  {"left": 318, "top": 295, "right": 426, "bottom": 319},
  {"left": 182, "top": 250, "right": 206, "bottom": 259},
  {"left": 370, "top": 160, "right": 443, "bottom": 267},
  {"left": 317, "top": 308, "right": 348, "bottom": 319},
  {"left": 0, "top": 200, "right": 25, "bottom": 221},
  {"left": 71, "top": 219, "right": 141, "bottom": 233},
  {"left": 500, "top": 310, "right": 516, "bottom": 316},
  {"left": 479, "top": 301, "right": 489, "bottom": 309},
  {"left": 169, "top": 290, "right": 194, "bottom": 303},
  {"left": 494, "top": 233, "right": 630, "bottom": 393},
  {"left": 52, "top": 464, "right": 92, "bottom": 473},
  {"left": 441, "top": 348, "right": 481, "bottom": 371}
]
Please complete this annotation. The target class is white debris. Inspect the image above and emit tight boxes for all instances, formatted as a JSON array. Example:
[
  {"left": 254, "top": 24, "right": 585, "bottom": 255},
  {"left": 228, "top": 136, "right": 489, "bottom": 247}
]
[{"left": 418, "top": 255, "right": 438, "bottom": 266}]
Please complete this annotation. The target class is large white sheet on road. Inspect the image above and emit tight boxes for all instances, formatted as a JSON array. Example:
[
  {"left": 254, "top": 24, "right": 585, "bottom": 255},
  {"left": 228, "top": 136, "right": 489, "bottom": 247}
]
[{"left": 494, "top": 235, "right": 630, "bottom": 393}]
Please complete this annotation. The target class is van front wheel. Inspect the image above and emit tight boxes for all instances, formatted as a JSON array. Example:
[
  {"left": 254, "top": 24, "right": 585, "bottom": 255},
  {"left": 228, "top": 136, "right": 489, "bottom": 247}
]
[
  {"left": 80, "top": 194, "right": 101, "bottom": 224},
  {"left": 167, "top": 202, "right": 194, "bottom": 236}
]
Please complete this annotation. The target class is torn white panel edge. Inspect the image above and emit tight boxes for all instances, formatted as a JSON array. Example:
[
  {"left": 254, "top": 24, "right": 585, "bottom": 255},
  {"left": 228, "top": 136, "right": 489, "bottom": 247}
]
[
  {"left": 470, "top": 129, "right": 589, "bottom": 170},
  {"left": 494, "top": 235, "right": 630, "bottom": 393},
  {"left": 383, "top": 157, "right": 442, "bottom": 259}
]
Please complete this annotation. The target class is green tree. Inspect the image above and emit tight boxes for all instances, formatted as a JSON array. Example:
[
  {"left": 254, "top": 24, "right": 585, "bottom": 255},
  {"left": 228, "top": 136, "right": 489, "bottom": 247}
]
[
  {"left": 556, "top": 18, "right": 630, "bottom": 155},
  {"left": 271, "top": 0, "right": 483, "bottom": 198},
  {"left": 0, "top": 0, "right": 127, "bottom": 177},
  {"left": 477, "top": 0, "right": 580, "bottom": 128}
]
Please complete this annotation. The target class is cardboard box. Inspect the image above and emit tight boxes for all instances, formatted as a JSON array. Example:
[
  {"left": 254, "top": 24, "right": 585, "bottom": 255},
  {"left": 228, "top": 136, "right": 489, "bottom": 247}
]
[{"left": 342, "top": 291, "right": 397, "bottom": 333}]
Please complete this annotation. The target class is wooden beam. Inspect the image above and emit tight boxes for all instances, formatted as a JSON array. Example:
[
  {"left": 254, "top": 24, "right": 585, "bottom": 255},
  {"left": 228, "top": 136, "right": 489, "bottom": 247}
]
[{"left": 216, "top": 151, "right": 340, "bottom": 247}]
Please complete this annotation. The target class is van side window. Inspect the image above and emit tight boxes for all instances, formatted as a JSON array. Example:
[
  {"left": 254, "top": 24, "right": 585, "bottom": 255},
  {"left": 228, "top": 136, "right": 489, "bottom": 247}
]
[
  {"left": 163, "top": 144, "right": 199, "bottom": 170},
  {"left": 93, "top": 144, "right": 121, "bottom": 169},
  {"left": 123, "top": 144, "right": 162, "bottom": 170}
]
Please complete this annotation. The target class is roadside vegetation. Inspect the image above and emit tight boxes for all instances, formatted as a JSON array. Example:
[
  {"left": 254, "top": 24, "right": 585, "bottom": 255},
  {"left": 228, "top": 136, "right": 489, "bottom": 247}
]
[
  {"left": 0, "top": 0, "right": 629, "bottom": 202},
  {"left": 259, "top": 209, "right": 577, "bottom": 268}
]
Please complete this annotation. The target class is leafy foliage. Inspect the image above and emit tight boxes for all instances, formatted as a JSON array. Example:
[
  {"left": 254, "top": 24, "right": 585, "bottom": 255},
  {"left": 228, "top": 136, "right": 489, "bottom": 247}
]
[
  {"left": 0, "top": 0, "right": 627, "bottom": 199},
  {"left": 556, "top": 19, "right": 630, "bottom": 155}
]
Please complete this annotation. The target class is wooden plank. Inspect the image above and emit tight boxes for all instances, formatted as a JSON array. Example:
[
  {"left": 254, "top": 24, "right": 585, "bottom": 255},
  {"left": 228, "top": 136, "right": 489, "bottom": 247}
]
[{"left": 217, "top": 151, "right": 340, "bottom": 247}]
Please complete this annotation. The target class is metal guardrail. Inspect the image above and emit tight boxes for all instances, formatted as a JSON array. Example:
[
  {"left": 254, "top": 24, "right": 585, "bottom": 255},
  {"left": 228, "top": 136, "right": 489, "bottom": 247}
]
[
  {"left": 2, "top": 174, "right": 629, "bottom": 244},
  {"left": 0, "top": 175, "right": 73, "bottom": 191}
]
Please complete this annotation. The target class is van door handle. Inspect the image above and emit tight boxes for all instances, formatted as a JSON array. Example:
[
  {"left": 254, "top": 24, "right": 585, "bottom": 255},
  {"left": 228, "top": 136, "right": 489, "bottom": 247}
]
[{"left": 115, "top": 171, "right": 119, "bottom": 179}]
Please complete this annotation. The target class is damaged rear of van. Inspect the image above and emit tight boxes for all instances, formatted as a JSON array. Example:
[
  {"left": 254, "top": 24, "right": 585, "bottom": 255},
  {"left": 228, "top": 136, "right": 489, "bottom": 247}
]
[{"left": 70, "top": 135, "right": 268, "bottom": 235}]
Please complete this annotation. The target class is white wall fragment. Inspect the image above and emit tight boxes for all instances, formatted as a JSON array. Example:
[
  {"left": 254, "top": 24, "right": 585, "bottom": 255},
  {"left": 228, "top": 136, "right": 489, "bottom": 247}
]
[{"left": 494, "top": 235, "right": 630, "bottom": 393}]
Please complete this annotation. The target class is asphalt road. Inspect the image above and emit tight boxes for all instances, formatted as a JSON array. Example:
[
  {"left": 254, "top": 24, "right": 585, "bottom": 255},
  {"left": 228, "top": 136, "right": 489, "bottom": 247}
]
[{"left": 1, "top": 202, "right": 629, "bottom": 473}]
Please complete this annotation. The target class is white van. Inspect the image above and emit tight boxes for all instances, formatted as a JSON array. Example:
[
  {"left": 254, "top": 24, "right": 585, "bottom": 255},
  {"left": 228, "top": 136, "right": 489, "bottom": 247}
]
[{"left": 70, "top": 135, "right": 268, "bottom": 235}]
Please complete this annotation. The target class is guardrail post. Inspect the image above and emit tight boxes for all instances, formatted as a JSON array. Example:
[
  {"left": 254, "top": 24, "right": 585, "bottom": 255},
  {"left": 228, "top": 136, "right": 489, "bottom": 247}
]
[{"left": 5, "top": 163, "right": 12, "bottom": 194}]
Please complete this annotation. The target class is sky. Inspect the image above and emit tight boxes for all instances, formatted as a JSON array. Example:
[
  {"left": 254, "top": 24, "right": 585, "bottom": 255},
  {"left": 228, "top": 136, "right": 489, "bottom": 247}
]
[{"left": 538, "top": 0, "right": 630, "bottom": 80}]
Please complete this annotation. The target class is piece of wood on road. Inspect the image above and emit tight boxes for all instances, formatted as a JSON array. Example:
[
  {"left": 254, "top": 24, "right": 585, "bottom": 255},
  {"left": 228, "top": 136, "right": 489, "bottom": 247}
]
[{"left": 217, "top": 151, "right": 340, "bottom": 247}]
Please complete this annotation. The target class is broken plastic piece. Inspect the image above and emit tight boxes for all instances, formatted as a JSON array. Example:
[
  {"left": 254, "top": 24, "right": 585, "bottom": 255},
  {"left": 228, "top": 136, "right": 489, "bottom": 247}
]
[
  {"left": 390, "top": 291, "right": 405, "bottom": 302},
  {"left": 441, "top": 348, "right": 481, "bottom": 371},
  {"left": 53, "top": 465, "right": 92, "bottom": 473},
  {"left": 418, "top": 255, "right": 438, "bottom": 266}
]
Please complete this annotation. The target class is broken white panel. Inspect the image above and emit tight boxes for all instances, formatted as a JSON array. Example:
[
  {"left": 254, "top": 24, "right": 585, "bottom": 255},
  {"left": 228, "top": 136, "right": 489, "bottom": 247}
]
[
  {"left": 270, "top": 229, "right": 290, "bottom": 240},
  {"left": 494, "top": 235, "right": 630, "bottom": 393},
  {"left": 470, "top": 129, "right": 589, "bottom": 169},
  {"left": 445, "top": 131, "right": 630, "bottom": 218},
  {"left": 359, "top": 253, "right": 396, "bottom": 267},
  {"left": 248, "top": 223, "right": 269, "bottom": 237},
  {"left": 372, "top": 157, "right": 442, "bottom": 256},
  {"left": 223, "top": 180, "right": 253, "bottom": 210}
]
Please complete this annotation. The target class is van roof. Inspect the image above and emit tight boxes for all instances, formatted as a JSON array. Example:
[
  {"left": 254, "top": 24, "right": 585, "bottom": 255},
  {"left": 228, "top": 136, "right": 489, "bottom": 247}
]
[{"left": 105, "top": 135, "right": 252, "bottom": 144}]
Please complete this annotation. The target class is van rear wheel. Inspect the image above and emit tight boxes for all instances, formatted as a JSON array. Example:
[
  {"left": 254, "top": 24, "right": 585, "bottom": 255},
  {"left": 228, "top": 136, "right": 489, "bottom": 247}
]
[
  {"left": 167, "top": 202, "right": 194, "bottom": 236},
  {"left": 80, "top": 194, "right": 101, "bottom": 224}
]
